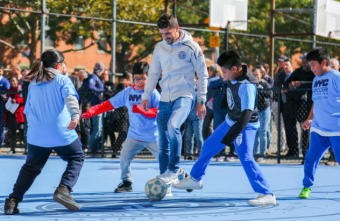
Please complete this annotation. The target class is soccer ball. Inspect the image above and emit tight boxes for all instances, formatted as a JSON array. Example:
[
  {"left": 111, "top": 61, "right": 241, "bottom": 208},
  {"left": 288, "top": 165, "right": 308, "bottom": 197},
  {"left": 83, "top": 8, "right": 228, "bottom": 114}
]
[{"left": 145, "top": 178, "right": 168, "bottom": 201}]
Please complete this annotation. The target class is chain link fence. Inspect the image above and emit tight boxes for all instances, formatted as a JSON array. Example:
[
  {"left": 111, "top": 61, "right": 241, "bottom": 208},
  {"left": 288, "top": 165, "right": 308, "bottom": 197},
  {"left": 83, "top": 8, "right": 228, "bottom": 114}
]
[
  {"left": 0, "top": 2, "right": 338, "bottom": 164},
  {"left": 2, "top": 81, "right": 337, "bottom": 165}
]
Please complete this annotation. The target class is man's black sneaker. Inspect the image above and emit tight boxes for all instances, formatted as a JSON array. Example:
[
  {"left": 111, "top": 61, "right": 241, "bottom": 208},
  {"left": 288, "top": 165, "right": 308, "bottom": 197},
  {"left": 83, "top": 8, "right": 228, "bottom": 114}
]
[
  {"left": 4, "top": 198, "right": 19, "bottom": 215},
  {"left": 114, "top": 181, "right": 132, "bottom": 193},
  {"left": 53, "top": 185, "right": 80, "bottom": 211}
]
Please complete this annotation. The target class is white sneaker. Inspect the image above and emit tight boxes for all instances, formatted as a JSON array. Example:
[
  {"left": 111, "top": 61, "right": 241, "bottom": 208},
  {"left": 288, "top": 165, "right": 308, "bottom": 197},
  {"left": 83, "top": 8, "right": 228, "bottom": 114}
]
[
  {"left": 216, "top": 156, "right": 225, "bottom": 162},
  {"left": 225, "top": 156, "right": 236, "bottom": 162},
  {"left": 157, "top": 170, "right": 179, "bottom": 185},
  {"left": 177, "top": 168, "right": 189, "bottom": 181},
  {"left": 173, "top": 175, "right": 203, "bottom": 190},
  {"left": 165, "top": 185, "right": 173, "bottom": 197},
  {"left": 247, "top": 194, "right": 276, "bottom": 206},
  {"left": 256, "top": 157, "right": 265, "bottom": 163}
]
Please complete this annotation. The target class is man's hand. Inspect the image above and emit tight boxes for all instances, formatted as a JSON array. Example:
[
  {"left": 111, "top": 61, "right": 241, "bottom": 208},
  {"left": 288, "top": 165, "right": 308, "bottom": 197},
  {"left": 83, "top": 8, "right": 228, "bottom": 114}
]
[
  {"left": 141, "top": 99, "right": 149, "bottom": 111},
  {"left": 11, "top": 98, "right": 16, "bottom": 103},
  {"left": 289, "top": 81, "right": 302, "bottom": 88},
  {"left": 302, "top": 119, "right": 312, "bottom": 131},
  {"left": 67, "top": 119, "right": 79, "bottom": 130},
  {"left": 196, "top": 103, "right": 206, "bottom": 120}
]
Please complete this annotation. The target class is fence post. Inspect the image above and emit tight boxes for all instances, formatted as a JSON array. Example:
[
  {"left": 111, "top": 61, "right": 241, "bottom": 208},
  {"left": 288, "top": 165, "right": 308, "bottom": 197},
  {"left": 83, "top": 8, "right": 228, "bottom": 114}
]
[
  {"left": 172, "top": 0, "right": 177, "bottom": 16},
  {"left": 41, "top": 0, "right": 46, "bottom": 55},
  {"left": 225, "top": 21, "right": 230, "bottom": 51},
  {"left": 312, "top": 0, "right": 318, "bottom": 48},
  {"left": 277, "top": 90, "right": 281, "bottom": 164},
  {"left": 111, "top": 0, "right": 117, "bottom": 81},
  {"left": 214, "top": 32, "right": 219, "bottom": 63}
]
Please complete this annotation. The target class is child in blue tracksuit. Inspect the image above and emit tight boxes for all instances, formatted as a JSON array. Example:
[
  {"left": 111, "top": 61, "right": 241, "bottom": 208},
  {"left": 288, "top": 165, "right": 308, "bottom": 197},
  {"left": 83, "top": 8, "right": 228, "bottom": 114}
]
[
  {"left": 174, "top": 50, "right": 276, "bottom": 207},
  {"left": 298, "top": 47, "right": 340, "bottom": 199}
]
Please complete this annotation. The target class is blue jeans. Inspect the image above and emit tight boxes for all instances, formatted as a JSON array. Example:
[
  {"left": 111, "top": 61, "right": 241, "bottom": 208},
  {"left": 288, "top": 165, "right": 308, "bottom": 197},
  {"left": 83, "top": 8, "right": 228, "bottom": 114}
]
[
  {"left": 120, "top": 138, "right": 158, "bottom": 183},
  {"left": 184, "top": 119, "right": 203, "bottom": 155},
  {"left": 89, "top": 114, "right": 103, "bottom": 153},
  {"left": 157, "top": 97, "right": 193, "bottom": 174},
  {"left": 303, "top": 132, "right": 340, "bottom": 188},
  {"left": 9, "top": 138, "right": 84, "bottom": 202},
  {"left": 191, "top": 122, "right": 273, "bottom": 195},
  {"left": 254, "top": 107, "right": 271, "bottom": 156}
]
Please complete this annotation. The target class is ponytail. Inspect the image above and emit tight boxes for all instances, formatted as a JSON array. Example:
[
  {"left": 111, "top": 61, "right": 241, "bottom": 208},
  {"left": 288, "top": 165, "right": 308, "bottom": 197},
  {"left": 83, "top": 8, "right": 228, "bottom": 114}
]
[{"left": 25, "top": 49, "right": 64, "bottom": 83}]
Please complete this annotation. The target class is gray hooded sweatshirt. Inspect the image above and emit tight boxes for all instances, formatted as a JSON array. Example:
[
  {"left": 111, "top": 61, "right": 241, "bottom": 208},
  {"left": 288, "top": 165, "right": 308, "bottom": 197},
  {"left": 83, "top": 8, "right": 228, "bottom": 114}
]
[{"left": 142, "top": 30, "right": 208, "bottom": 103}]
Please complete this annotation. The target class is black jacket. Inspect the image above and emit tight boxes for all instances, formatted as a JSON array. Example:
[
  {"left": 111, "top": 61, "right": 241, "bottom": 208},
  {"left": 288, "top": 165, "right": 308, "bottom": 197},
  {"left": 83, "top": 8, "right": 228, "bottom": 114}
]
[{"left": 257, "top": 80, "right": 273, "bottom": 111}]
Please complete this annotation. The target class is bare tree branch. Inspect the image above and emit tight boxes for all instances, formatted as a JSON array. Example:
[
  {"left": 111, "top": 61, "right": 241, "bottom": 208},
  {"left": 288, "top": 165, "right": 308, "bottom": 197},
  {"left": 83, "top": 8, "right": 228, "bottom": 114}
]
[
  {"left": 61, "top": 40, "right": 97, "bottom": 53},
  {"left": 16, "top": 12, "right": 32, "bottom": 31},
  {"left": 0, "top": 39, "right": 16, "bottom": 48},
  {"left": 128, "top": 47, "right": 153, "bottom": 64},
  {"left": 97, "top": 40, "right": 111, "bottom": 54},
  {"left": 8, "top": 11, "right": 25, "bottom": 35}
]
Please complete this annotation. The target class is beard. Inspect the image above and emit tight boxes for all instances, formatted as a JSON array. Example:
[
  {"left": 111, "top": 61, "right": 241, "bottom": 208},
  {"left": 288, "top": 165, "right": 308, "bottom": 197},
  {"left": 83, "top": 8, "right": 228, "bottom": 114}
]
[{"left": 165, "top": 38, "right": 174, "bottom": 44}]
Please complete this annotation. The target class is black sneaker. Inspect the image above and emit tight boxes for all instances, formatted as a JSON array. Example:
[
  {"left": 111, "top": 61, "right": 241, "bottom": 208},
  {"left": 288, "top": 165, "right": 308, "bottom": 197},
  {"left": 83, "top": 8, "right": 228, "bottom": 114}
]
[
  {"left": 4, "top": 198, "right": 19, "bottom": 215},
  {"left": 114, "top": 181, "right": 132, "bottom": 193},
  {"left": 53, "top": 185, "right": 80, "bottom": 211}
]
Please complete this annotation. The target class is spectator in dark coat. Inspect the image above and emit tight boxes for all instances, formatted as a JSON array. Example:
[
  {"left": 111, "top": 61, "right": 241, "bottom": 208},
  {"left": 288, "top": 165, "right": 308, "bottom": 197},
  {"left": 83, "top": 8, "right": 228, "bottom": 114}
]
[
  {"left": 286, "top": 53, "right": 315, "bottom": 158},
  {"left": 88, "top": 62, "right": 105, "bottom": 153},
  {"left": 253, "top": 68, "right": 273, "bottom": 160},
  {"left": 274, "top": 58, "right": 299, "bottom": 157},
  {"left": 0, "top": 64, "right": 10, "bottom": 147},
  {"left": 203, "top": 64, "right": 222, "bottom": 139},
  {"left": 5, "top": 77, "right": 25, "bottom": 153}
]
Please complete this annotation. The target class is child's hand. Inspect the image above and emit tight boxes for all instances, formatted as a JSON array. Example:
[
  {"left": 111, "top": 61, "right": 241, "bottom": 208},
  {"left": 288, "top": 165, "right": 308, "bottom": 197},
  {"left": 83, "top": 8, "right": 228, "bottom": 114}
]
[
  {"left": 67, "top": 119, "right": 78, "bottom": 130},
  {"left": 302, "top": 119, "right": 312, "bottom": 131}
]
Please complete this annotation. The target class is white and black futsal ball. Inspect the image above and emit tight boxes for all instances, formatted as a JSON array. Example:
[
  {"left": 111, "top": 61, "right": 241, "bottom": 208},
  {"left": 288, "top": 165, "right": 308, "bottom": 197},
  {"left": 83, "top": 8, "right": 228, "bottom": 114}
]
[{"left": 145, "top": 178, "right": 168, "bottom": 201}]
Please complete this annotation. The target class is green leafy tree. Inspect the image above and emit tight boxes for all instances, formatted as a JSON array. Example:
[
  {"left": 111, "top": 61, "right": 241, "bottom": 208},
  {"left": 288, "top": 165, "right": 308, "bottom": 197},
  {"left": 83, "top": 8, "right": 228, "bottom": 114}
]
[
  {"left": 229, "top": 0, "right": 340, "bottom": 66},
  {"left": 0, "top": 1, "right": 42, "bottom": 66},
  {"left": 0, "top": 0, "right": 164, "bottom": 70},
  {"left": 49, "top": 0, "right": 164, "bottom": 72},
  {"left": 170, "top": 0, "right": 340, "bottom": 66},
  {"left": 1, "top": 0, "right": 339, "bottom": 70}
]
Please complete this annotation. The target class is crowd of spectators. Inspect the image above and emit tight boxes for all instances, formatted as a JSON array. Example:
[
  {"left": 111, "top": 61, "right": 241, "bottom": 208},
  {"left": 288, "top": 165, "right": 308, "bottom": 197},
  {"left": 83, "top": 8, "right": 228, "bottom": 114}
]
[{"left": 0, "top": 55, "right": 339, "bottom": 163}]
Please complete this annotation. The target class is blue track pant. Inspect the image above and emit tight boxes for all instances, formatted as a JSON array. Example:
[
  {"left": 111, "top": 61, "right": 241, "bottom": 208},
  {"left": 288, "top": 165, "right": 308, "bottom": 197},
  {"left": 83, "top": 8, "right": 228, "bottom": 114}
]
[
  {"left": 303, "top": 132, "right": 340, "bottom": 188},
  {"left": 190, "top": 121, "right": 273, "bottom": 195}
]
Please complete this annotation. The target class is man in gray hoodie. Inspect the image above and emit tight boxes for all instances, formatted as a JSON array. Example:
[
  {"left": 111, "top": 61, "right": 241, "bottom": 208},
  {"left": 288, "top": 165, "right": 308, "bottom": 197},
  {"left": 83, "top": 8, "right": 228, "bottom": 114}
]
[{"left": 141, "top": 14, "right": 208, "bottom": 185}]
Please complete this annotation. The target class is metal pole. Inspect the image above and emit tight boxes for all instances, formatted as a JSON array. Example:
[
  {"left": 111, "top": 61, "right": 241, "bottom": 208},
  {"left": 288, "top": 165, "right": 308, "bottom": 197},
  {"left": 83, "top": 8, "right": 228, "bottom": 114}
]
[
  {"left": 274, "top": 8, "right": 314, "bottom": 13},
  {"left": 164, "top": 0, "right": 169, "bottom": 14},
  {"left": 172, "top": 0, "right": 176, "bottom": 16},
  {"left": 269, "top": 0, "right": 275, "bottom": 77},
  {"left": 214, "top": 32, "right": 219, "bottom": 63},
  {"left": 41, "top": 0, "right": 46, "bottom": 55},
  {"left": 111, "top": 0, "right": 116, "bottom": 78},
  {"left": 277, "top": 91, "right": 281, "bottom": 164},
  {"left": 312, "top": 0, "right": 318, "bottom": 48},
  {"left": 225, "top": 21, "right": 230, "bottom": 51}
]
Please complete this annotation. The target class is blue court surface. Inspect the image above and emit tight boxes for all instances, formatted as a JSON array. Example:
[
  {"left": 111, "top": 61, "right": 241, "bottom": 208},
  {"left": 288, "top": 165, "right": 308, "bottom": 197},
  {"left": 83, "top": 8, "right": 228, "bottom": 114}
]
[{"left": 1, "top": 155, "right": 340, "bottom": 221}]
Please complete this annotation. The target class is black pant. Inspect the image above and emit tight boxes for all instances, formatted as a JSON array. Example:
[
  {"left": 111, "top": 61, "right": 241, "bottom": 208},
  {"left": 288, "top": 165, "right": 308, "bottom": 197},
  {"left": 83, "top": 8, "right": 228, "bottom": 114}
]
[
  {"left": 6, "top": 113, "right": 19, "bottom": 151},
  {"left": 9, "top": 139, "right": 84, "bottom": 202},
  {"left": 106, "top": 112, "right": 128, "bottom": 154},
  {"left": 80, "top": 118, "right": 91, "bottom": 150},
  {"left": 282, "top": 104, "right": 298, "bottom": 155},
  {"left": 202, "top": 111, "right": 214, "bottom": 140}
]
